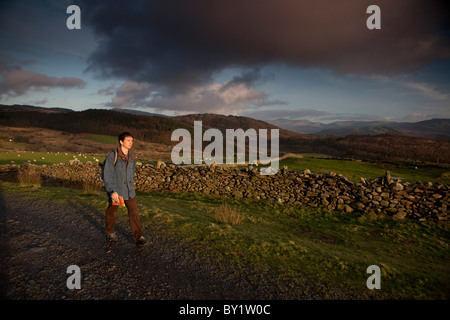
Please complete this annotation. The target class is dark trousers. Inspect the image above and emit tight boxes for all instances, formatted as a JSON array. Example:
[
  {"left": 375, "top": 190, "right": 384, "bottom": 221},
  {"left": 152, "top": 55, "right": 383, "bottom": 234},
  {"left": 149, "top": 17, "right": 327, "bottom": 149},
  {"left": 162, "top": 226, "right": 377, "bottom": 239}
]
[{"left": 105, "top": 196, "right": 143, "bottom": 242}]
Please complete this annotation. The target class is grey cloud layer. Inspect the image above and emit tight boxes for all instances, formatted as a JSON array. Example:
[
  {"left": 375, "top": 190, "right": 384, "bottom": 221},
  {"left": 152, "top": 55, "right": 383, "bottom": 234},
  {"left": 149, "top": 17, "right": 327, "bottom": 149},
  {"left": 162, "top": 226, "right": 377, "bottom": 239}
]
[{"left": 0, "top": 59, "right": 86, "bottom": 98}]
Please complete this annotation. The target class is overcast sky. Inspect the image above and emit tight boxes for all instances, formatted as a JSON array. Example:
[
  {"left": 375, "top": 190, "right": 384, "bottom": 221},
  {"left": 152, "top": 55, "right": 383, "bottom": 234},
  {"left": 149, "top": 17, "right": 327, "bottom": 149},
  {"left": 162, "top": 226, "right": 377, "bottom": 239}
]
[{"left": 0, "top": 0, "right": 449, "bottom": 123}]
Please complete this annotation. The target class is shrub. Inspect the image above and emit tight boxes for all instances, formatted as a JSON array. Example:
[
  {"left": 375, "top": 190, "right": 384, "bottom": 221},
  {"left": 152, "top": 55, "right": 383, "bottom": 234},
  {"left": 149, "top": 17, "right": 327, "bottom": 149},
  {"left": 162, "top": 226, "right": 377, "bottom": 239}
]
[{"left": 214, "top": 203, "right": 243, "bottom": 226}]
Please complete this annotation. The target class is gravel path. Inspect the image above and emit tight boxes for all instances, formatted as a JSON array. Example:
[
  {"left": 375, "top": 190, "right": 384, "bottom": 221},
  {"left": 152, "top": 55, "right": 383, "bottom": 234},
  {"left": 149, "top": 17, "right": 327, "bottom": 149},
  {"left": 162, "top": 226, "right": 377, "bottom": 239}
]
[{"left": 1, "top": 189, "right": 322, "bottom": 300}]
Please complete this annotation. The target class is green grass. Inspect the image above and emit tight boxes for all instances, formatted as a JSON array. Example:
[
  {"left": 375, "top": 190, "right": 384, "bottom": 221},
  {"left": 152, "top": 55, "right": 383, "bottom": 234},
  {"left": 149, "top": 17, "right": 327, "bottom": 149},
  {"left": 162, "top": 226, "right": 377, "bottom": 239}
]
[
  {"left": 279, "top": 157, "right": 450, "bottom": 184},
  {"left": 2, "top": 179, "right": 449, "bottom": 299},
  {"left": 83, "top": 134, "right": 117, "bottom": 145},
  {"left": 140, "top": 193, "right": 450, "bottom": 299},
  {"left": 0, "top": 151, "right": 103, "bottom": 165}
]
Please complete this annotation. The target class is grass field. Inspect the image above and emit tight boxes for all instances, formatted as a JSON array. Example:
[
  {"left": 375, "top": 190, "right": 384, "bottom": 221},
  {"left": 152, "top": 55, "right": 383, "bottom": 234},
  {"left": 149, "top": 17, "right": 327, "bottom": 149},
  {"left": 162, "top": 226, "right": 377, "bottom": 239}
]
[
  {"left": 0, "top": 151, "right": 102, "bottom": 165},
  {"left": 279, "top": 156, "right": 450, "bottom": 184},
  {"left": 2, "top": 179, "right": 449, "bottom": 299},
  {"left": 83, "top": 134, "right": 117, "bottom": 145}
]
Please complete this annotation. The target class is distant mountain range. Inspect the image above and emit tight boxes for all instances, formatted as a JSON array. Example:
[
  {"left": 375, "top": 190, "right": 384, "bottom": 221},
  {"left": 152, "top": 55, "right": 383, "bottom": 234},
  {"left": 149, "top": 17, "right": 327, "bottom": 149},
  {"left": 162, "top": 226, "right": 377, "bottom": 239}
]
[
  {"left": 268, "top": 118, "right": 450, "bottom": 140},
  {"left": 111, "top": 108, "right": 170, "bottom": 117}
]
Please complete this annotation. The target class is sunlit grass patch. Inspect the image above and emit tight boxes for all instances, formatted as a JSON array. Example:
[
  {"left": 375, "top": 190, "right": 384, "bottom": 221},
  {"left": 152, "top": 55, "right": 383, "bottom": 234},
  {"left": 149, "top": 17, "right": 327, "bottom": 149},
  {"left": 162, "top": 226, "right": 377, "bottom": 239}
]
[{"left": 0, "top": 151, "right": 101, "bottom": 165}]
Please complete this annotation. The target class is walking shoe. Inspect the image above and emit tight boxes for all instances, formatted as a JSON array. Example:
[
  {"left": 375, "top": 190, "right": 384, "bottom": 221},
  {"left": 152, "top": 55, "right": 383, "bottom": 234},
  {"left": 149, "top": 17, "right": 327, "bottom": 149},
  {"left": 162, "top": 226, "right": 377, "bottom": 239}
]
[
  {"left": 135, "top": 236, "right": 148, "bottom": 246},
  {"left": 106, "top": 233, "right": 118, "bottom": 242}
]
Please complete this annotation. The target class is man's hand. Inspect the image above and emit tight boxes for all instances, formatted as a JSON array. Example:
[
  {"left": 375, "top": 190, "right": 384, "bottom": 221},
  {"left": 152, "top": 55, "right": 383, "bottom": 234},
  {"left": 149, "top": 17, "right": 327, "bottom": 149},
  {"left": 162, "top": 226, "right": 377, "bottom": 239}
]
[{"left": 111, "top": 192, "right": 119, "bottom": 203}]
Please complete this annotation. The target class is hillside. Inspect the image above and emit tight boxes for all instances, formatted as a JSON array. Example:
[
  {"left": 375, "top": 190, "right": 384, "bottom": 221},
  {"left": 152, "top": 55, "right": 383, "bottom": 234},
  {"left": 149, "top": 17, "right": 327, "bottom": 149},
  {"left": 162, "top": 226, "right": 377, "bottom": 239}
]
[
  {"left": 0, "top": 105, "right": 192, "bottom": 146},
  {"left": 0, "top": 104, "right": 73, "bottom": 114},
  {"left": 0, "top": 105, "right": 449, "bottom": 163},
  {"left": 173, "top": 113, "right": 306, "bottom": 139},
  {"left": 0, "top": 105, "right": 311, "bottom": 152}
]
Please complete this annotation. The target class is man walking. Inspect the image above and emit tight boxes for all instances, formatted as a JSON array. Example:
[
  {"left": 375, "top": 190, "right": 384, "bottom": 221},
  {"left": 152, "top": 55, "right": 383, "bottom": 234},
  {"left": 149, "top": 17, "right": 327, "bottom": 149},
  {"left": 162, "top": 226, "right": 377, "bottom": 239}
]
[{"left": 103, "top": 132, "right": 147, "bottom": 246}]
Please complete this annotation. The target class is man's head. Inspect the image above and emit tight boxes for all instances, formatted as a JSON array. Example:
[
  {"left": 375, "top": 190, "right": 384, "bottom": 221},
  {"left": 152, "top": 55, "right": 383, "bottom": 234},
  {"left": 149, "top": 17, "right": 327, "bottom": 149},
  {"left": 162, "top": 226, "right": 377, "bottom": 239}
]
[{"left": 118, "top": 132, "right": 133, "bottom": 150}]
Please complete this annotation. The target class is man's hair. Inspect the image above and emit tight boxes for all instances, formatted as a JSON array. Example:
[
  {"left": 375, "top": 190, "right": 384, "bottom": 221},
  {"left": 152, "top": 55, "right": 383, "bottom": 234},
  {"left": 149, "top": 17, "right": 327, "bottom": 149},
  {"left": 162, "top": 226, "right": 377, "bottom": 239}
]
[{"left": 118, "top": 132, "right": 133, "bottom": 143}]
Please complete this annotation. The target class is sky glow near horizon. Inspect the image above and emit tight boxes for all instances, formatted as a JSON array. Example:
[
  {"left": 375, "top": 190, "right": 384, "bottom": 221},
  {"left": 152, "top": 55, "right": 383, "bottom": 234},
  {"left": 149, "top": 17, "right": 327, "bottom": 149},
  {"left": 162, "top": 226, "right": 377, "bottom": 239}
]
[{"left": 0, "top": 0, "right": 449, "bottom": 123}]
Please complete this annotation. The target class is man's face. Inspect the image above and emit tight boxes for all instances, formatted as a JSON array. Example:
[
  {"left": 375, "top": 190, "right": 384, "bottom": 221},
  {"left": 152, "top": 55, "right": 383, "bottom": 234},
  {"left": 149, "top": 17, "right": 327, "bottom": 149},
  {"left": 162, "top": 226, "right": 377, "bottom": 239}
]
[{"left": 120, "top": 136, "right": 133, "bottom": 149}]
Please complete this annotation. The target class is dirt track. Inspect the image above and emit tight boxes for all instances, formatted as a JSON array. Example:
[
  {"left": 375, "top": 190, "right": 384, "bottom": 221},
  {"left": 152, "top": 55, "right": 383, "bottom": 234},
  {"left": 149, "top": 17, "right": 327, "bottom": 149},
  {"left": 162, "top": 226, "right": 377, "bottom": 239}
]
[{"left": 0, "top": 188, "right": 322, "bottom": 300}]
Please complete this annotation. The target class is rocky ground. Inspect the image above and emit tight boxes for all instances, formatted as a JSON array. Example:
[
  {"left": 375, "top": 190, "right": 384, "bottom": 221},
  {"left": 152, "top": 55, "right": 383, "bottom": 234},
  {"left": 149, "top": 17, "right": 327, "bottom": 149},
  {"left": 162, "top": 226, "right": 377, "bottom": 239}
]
[{"left": 0, "top": 190, "right": 349, "bottom": 301}]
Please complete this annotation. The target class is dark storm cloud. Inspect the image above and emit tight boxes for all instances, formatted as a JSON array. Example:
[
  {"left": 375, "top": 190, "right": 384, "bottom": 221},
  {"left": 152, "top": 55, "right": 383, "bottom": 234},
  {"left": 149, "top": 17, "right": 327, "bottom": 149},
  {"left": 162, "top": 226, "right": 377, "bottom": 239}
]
[
  {"left": 77, "top": 0, "right": 449, "bottom": 92},
  {"left": 219, "top": 68, "right": 273, "bottom": 94}
]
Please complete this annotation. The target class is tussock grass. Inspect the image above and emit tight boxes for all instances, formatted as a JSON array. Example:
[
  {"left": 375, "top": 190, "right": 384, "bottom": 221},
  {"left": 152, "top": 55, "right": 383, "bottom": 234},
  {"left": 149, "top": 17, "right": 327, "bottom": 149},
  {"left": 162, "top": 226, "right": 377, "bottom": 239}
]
[
  {"left": 214, "top": 203, "right": 243, "bottom": 226},
  {"left": 17, "top": 168, "right": 42, "bottom": 187}
]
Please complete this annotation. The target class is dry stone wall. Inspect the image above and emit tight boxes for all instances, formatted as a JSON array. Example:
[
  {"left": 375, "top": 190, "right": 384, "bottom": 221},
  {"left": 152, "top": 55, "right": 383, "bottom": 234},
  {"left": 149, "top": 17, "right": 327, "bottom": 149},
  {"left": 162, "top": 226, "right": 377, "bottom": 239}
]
[{"left": 2, "top": 161, "right": 448, "bottom": 221}]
